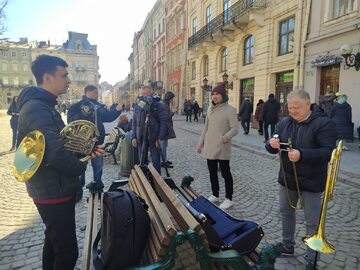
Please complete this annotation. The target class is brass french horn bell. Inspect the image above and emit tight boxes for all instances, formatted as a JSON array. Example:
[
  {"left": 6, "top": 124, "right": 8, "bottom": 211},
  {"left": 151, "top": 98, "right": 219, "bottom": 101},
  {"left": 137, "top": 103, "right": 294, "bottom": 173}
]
[
  {"left": 13, "top": 120, "right": 100, "bottom": 182},
  {"left": 13, "top": 130, "right": 46, "bottom": 182}
]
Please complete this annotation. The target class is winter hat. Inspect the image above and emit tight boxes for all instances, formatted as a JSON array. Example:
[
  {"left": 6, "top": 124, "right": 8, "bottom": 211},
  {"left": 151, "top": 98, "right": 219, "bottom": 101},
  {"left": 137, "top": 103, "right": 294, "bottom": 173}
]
[{"left": 212, "top": 84, "right": 227, "bottom": 96}]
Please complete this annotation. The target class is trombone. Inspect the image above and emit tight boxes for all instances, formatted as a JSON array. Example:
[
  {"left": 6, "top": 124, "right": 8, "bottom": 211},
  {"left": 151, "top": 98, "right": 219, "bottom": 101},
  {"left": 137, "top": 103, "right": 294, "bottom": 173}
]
[
  {"left": 275, "top": 135, "right": 304, "bottom": 210},
  {"left": 303, "top": 140, "right": 343, "bottom": 253}
]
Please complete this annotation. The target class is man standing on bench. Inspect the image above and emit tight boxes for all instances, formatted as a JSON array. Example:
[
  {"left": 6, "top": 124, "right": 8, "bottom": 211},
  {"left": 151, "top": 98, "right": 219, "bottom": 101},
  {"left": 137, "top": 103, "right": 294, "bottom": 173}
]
[
  {"left": 196, "top": 84, "right": 239, "bottom": 210},
  {"left": 67, "top": 85, "right": 122, "bottom": 201}
]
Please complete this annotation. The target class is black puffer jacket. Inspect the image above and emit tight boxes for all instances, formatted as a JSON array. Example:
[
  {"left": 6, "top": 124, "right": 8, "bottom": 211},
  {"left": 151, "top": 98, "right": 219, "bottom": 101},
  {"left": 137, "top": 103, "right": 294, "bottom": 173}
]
[
  {"left": 67, "top": 96, "right": 121, "bottom": 144},
  {"left": 161, "top": 91, "right": 176, "bottom": 140},
  {"left": 330, "top": 102, "right": 353, "bottom": 140},
  {"left": 265, "top": 104, "right": 337, "bottom": 193},
  {"left": 16, "top": 87, "right": 87, "bottom": 199},
  {"left": 262, "top": 97, "right": 280, "bottom": 124}
]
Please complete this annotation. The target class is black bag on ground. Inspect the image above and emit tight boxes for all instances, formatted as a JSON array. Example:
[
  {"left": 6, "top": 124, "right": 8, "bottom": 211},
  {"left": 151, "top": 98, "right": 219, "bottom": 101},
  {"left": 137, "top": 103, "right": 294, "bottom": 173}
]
[{"left": 93, "top": 189, "right": 150, "bottom": 270}]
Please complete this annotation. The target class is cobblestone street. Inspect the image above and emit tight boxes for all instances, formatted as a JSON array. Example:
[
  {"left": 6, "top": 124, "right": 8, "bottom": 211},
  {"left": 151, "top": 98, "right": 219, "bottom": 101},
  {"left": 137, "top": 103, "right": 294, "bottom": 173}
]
[{"left": 0, "top": 112, "right": 359, "bottom": 270}]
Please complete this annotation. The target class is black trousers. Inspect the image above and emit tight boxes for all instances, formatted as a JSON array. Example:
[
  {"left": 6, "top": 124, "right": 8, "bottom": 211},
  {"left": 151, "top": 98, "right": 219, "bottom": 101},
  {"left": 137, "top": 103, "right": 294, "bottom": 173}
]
[
  {"left": 186, "top": 113, "right": 192, "bottom": 122},
  {"left": 206, "top": 159, "right": 233, "bottom": 200},
  {"left": 35, "top": 197, "right": 78, "bottom": 270},
  {"left": 194, "top": 112, "right": 199, "bottom": 122},
  {"left": 241, "top": 119, "right": 250, "bottom": 134},
  {"left": 258, "top": 121, "right": 263, "bottom": 135}
]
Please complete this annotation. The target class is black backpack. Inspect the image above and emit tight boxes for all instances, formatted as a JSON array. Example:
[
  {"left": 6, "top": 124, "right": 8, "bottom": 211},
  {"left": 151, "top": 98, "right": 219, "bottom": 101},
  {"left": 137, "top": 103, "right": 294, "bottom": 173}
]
[{"left": 93, "top": 189, "right": 150, "bottom": 270}]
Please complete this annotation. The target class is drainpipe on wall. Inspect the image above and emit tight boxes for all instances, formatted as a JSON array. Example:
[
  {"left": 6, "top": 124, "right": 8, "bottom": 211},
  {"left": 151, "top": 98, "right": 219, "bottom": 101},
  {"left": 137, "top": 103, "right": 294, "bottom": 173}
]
[
  {"left": 294, "top": 0, "right": 304, "bottom": 89},
  {"left": 298, "top": 0, "right": 312, "bottom": 90}
]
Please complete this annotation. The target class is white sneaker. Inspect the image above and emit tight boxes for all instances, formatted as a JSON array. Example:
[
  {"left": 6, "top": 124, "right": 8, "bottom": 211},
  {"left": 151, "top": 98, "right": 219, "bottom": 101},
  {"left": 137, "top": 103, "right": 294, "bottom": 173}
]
[
  {"left": 208, "top": 195, "right": 219, "bottom": 203},
  {"left": 219, "top": 199, "right": 233, "bottom": 210}
]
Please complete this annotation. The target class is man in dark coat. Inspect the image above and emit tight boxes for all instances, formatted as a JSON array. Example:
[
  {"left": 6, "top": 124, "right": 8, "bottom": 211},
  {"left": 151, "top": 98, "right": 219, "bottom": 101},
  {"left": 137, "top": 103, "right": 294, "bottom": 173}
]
[
  {"left": 254, "top": 99, "right": 264, "bottom": 135},
  {"left": 266, "top": 90, "right": 337, "bottom": 270},
  {"left": 262, "top": 93, "right": 281, "bottom": 142},
  {"left": 67, "top": 85, "right": 122, "bottom": 199},
  {"left": 7, "top": 96, "right": 19, "bottom": 150},
  {"left": 238, "top": 98, "right": 253, "bottom": 135},
  {"left": 193, "top": 100, "right": 200, "bottom": 122},
  {"left": 160, "top": 91, "right": 176, "bottom": 168},
  {"left": 16, "top": 55, "right": 103, "bottom": 270},
  {"left": 131, "top": 86, "right": 167, "bottom": 173}
]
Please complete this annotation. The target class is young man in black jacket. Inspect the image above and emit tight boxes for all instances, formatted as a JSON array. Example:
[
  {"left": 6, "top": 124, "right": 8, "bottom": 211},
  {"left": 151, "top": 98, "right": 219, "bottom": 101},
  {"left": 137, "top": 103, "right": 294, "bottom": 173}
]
[
  {"left": 16, "top": 55, "right": 104, "bottom": 270},
  {"left": 67, "top": 85, "right": 122, "bottom": 199},
  {"left": 265, "top": 90, "right": 337, "bottom": 270}
]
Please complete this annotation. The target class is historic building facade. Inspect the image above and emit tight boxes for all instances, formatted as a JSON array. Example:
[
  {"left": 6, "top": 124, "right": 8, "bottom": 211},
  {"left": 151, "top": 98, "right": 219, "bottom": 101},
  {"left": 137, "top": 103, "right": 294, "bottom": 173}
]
[
  {"left": 304, "top": 0, "right": 360, "bottom": 133},
  {"left": 165, "top": 0, "right": 187, "bottom": 113},
  {"left": 186, "top": 0, "right": 306, "bottom": 116}
]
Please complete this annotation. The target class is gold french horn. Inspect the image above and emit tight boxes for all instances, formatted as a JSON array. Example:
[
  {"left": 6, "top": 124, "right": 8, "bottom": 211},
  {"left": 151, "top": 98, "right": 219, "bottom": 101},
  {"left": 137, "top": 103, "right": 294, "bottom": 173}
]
[{"left": 13, "top": 120, "right": 99, "bottom": 182}]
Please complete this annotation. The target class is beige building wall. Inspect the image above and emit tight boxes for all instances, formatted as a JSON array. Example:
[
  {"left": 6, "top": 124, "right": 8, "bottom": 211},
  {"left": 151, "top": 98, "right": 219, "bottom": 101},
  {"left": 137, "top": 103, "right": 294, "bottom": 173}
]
[
  {"left": 187, "top": 0, "right": 305, "bottom": 115},
  {"left": 304, "top": 0, "right": 360, "bottom": 135}
]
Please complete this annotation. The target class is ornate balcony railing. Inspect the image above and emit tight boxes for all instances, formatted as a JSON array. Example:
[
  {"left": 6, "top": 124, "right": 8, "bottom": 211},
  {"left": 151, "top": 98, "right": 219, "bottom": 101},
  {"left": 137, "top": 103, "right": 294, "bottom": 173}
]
[{"left": 188, "top": 0, "right": 266, "bottom": 48}]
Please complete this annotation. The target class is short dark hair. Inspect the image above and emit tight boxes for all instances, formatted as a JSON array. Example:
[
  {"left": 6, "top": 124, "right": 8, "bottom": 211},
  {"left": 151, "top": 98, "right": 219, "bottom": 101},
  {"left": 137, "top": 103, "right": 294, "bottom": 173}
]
[
  {"left": 31, "top": 55, "right": 68, "bottom": 84},
  {"left": 84, "top": 84, "right": 98, "bottom": 93},
  {"left": 268, "top": 93, "right": 275, "bottom": 99}
]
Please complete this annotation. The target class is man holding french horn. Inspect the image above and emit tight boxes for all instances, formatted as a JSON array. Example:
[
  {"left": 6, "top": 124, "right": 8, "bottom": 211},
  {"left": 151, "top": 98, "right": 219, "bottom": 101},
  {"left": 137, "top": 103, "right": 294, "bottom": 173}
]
[
  {"left": 265, "top": 90, "right": 337, "bottom": 270},
  {"left": 15, "top": 55, "right": 104, "bottom": 270}
]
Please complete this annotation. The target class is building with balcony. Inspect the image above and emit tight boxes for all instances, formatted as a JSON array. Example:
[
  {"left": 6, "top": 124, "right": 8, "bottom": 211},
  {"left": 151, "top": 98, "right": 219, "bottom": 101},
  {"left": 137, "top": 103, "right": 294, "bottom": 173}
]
[
  {"left": 165, "top": 0, "right": 187, "bottom": 113},
  {"left": 304, "top": 0, "right": 360, "bottom": 134},
  {"left": 0, "top": 39, "right": 33, "bottom": 109},
  {"left": 187, "top": 0, "right": 306, "bottom": 116}
]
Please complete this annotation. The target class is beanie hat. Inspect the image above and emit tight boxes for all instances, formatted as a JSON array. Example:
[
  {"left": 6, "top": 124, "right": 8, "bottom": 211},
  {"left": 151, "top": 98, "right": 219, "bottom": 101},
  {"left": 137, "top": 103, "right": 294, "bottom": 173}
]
[{"left": 212, "top": 84, "right": 227, "bottom": 96}]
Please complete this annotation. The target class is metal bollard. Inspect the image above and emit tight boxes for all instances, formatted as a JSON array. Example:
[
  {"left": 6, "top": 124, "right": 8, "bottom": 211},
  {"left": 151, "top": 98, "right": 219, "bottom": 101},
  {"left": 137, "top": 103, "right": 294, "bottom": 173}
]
[{"left": 119, "top": 131, "right": 135, "bottom": 177}]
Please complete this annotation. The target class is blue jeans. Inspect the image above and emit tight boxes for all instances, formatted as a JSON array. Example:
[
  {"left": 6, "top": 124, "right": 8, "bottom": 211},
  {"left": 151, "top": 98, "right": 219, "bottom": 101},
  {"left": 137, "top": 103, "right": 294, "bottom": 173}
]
[
  {"left": 138, "top": 140, "right": 161, "bottom": 174},
  {"left": 263, "top": 122, "right": 276, "bottom": 141},
  {"left": 279, "top": 185, "right": 322, "bottom": 263},
  {"left": 78, "top": 156, "right": 104, "bottom": 196},
  {"left": 160, "top": 139, "right": 168, "bottom": 162}
]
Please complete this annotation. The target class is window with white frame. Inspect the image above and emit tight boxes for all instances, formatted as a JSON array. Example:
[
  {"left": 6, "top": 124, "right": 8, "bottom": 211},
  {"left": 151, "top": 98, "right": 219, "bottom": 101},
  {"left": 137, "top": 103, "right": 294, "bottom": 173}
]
[
  {"left": 192, "top": 17, "right": 197, "bottom": 34},
  {"left": 279, "top": 16, "right": 295, "bottom": 55},
  {"left": 332, "top": 0, "right": 355, "bottom": 18},
  {"left": 244, "top": 35, "right": 254, "bottom": 65},
  {"left": 224, "top": 0, "right": 231, "bottom": 24},
  {"left": 206, "top": 5, "right": 212, "bottom": 32},
  {"left": 221, "top": 48, "right": 228, "bottom": 72}
]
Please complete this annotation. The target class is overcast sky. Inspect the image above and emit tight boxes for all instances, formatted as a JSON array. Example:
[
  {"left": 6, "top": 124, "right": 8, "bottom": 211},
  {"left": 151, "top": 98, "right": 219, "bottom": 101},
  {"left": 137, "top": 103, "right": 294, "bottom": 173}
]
[{"left": 4, "top": 0, "right": 157, "bottom": 85}]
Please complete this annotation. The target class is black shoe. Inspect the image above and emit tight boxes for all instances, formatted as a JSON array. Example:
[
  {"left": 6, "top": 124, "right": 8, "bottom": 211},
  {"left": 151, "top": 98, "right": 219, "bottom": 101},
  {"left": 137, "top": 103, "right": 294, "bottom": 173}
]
[
  {"left": 161, "top": 162, "right": 173, "bottom": 168},
  {"left": 276, "top": 242, "right": 294, "bottom": 256},
  {"left": 167, "top": 161, "right": 173, "bottom": 165}
]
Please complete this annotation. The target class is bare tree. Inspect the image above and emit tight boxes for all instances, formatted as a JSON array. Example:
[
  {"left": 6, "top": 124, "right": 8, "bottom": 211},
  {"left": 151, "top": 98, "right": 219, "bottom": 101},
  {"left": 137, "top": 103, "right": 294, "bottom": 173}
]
[{"left": 0, "top": 1, "right": 8, "bottom": 35}]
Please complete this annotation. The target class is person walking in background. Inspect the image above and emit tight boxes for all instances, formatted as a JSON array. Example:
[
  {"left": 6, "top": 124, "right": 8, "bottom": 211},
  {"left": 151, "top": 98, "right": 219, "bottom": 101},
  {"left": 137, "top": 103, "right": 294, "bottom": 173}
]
[
  {"left": 262, "top": 93, "right": 281, "bottom": 143},
  {"left": 7, "top": 96, "right": 19, "bottom": 151},
  {"left": 265, "top": 90, "right": 337, "bottom": 270},
  {"left": 160, "top": 91, "right": 176, "bottom": 169},
  {"left": 193, "top": 100, "right": 200, "bottom": 122},
  {"left": 67, "top": 85, "right": 122, "bottom": 200},
  {"left": 238, "top": 98, "right": 253, "bottom": 135},
  {"left": 184, "top": 99, "right": 193, "bottom": 122},
  {"left": 16, "top": 55, "right": 104, "bottom": 270},
  {"left": 319, "top": 87, "right": 336, "bottom": 116},
  {"left": 330, "top": 94, "right": 353, "bottom": 150},
  {"left": 196, "top": 84, "right": 239, "bottom": 210},
  {"left": 254, "top": 99, "right": 264, "bottom": 136}
]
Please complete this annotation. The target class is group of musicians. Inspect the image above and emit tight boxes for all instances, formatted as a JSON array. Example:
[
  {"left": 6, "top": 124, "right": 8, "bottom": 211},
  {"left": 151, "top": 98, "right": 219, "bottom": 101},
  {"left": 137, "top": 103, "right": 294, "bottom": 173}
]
[{"left": 14, "top": 54, "right": 337, "bottom": 270}]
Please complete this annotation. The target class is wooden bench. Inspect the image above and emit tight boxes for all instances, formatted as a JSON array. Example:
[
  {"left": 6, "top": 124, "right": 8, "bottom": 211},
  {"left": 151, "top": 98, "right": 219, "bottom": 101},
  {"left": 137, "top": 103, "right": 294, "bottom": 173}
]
[
  {"left": 104, "top": 127, "right": 125, "bottom": 164},
  {"left": 147, "top": 165, "right": 281, "bottom": 270}
]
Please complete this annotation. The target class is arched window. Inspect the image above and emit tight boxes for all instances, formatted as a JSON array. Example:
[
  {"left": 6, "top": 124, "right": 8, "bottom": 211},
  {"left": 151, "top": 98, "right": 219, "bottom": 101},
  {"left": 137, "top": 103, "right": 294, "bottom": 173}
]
[
  {"left": 203, "top": 55, "right": 209, "bottom": 76},
  {"left": 221, "top": 48, "right": 228, "bottom": 72},
  {"left": 244, "top": 35, "right": 254, "bottom": 65}
]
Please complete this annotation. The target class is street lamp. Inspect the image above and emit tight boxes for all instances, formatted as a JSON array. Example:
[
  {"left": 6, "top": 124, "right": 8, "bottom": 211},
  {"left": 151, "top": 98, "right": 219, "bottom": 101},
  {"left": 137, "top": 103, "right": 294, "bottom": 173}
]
[
  {"left": 201, "top": 77, "right": 213, "bottom": 92},
  {"left": 222, "top": 72, "right": 233, "bottom": 90},
  {"left": 340, "top": 44, "right": 360, "bottom": 71}
]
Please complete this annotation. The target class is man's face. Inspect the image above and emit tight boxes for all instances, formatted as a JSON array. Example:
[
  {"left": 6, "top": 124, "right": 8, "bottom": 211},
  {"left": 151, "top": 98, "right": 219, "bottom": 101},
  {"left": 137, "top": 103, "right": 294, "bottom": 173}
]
[
  {"left": 287, "top": 96, "right": 311, "bottom": 122},
  {"left": 86, "top": 89, "right": 99, "bottom": 100},
  {"left": 212, "top": 92, "right": 223, "bottom": 104},
  {"left": 48, "top": 66, "right": 71, "bottom": 95},
  {"left": 139, "top": 87, "right": 151, "bottom": 97}
]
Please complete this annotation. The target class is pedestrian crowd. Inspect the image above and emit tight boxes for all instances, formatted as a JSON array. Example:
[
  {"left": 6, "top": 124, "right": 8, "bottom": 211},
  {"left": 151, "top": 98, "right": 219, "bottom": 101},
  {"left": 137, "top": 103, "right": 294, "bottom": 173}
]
[{"left": 6, "top": 53, "right": 359, "bottom": 270}]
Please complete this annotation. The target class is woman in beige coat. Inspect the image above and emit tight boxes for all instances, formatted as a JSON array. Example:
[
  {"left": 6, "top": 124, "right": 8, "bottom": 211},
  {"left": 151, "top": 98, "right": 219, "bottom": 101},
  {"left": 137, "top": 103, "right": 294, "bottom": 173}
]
[{"left": 196, "top": 84, "right": 239, "bottom": 210}]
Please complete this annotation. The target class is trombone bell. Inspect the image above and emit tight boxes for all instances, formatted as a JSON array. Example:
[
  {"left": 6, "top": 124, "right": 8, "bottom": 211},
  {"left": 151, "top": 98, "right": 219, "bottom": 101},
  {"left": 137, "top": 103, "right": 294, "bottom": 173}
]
[{"left": 303, "top": 235, "right": 335, "bottom": 253}]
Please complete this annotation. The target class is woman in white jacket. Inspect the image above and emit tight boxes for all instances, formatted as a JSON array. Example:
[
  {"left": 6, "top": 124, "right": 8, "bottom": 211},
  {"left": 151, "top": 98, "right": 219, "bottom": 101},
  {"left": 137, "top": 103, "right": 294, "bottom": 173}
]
[{"left": 196, "top": 84, "right": 239, "bottom": 210}]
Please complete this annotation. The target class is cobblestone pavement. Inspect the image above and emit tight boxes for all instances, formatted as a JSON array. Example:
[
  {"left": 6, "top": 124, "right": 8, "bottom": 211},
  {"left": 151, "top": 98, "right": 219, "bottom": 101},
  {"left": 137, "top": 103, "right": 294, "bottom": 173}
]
[{"left": 0, "top": 113, "right": 359, "bottom": 270}]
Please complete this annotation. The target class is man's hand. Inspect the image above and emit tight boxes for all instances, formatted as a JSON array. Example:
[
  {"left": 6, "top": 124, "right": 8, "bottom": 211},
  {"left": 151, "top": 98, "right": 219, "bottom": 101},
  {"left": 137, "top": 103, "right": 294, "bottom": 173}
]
[
  {"left": 156, "top": 140, "right": 163, "bottom": 149},
  {"left": 269, "top": 137, "right": 280, "bottom": 149},
  {"left": 115, "top": 103, "right": 122, "bottom": 111},
  {"left": 288, "top": 149, "right": 301, "bottom": 162},
  {"left": 196, "top": 146, "right": 202, "bottom": 154},
  {"left": 132, "top": 138, "right": 137, "bottom": 148},
  {"left": 91, "top": 145, "right": 105, "bottom": 158}
]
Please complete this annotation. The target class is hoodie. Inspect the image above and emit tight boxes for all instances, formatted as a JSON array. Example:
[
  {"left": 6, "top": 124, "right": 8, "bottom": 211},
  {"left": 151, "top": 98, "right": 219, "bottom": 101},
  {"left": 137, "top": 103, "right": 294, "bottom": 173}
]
[
  {"left": 16, "top": 87, "right": 87, "bottom": 199},
  {"left": 265, "top": 104, "right": 337, "bottom": 193}
]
